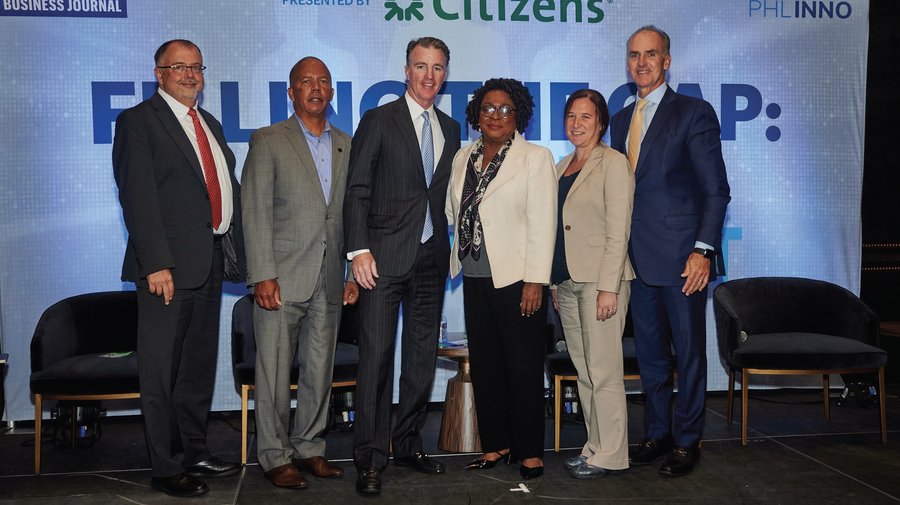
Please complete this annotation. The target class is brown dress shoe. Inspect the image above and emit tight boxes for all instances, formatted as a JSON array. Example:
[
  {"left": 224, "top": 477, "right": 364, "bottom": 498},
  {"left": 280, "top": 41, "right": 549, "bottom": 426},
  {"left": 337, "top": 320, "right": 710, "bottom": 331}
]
[
  {"left": 292, "top": 456, "right": 344, "bottom": 478},
  {"left": 264, "top": 463, "right": 309, "bottom": 489}
]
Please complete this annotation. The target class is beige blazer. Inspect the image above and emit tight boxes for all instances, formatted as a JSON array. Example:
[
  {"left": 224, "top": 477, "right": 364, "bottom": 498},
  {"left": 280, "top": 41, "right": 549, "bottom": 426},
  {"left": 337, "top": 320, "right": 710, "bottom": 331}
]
[
  {"left": 556, "top": 143, "right": 635, "bottom": 293},
  {"left": 446, "top": 131, "right": 558, "bottom": 289}
]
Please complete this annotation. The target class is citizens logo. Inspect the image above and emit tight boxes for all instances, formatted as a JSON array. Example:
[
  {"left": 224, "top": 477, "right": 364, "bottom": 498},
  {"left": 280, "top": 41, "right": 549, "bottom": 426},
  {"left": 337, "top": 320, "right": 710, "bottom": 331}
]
[
  {"left": 1, "top": 0, "right": 126, "bottom": 17},
  {"left": 748, "top": 0, "right": 852, "bottom": 19},
  {"left": 383, "top": 0, "right": 606, "bottom": 23}
]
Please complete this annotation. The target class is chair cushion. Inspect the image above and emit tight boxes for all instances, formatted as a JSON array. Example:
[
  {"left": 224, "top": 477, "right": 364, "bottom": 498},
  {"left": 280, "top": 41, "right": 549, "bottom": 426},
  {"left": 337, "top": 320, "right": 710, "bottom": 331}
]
[
  {"left": 234, "top": 342, "right": 359, "bottom": 387},
  {"left": 30, "top": 352, "right": 139, "bottom": 395},
  {"left": 332, "top": 342, "right": 359, "bottom": 383},
  {"left": 546, "top": 351, "right": 577, "bottom": 377},
  {"left": 731, "top": 332, "right": 888, "bottom": 370},
  {"left": 622, "top": 338, "right": 640, "bottom": 376}
]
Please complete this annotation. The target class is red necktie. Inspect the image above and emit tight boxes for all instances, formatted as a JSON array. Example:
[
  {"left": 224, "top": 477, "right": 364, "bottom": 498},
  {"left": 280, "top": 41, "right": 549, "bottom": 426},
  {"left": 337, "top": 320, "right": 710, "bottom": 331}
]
[{"left": 188, "top": 108, "right": 222, "bottom": 230}]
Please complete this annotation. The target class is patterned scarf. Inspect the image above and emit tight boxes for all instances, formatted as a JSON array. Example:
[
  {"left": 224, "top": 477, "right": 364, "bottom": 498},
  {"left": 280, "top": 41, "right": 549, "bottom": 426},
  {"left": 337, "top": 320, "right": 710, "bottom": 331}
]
[{"left": 457, "top": 136, "right": 513, "bottom": 261}]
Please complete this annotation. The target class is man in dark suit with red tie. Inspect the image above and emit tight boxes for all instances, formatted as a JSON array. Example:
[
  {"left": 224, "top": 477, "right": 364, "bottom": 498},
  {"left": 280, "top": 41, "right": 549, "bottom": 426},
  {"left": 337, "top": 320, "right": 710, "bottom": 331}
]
[
  {"left": 343, "top": 36, "right": 461, "bottom": 495},
  {"left": 610, "top": 26, "right": 730, "bottom": 478},
  {"left": 113, "top": 39, "right": 244, "bottom": 497}
]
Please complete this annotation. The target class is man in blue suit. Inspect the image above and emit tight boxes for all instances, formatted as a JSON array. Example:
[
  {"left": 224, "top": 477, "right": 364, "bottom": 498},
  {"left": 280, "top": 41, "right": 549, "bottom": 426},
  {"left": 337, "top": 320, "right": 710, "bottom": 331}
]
[{"left": 610, "top": 25, "right": 730, "bottom": 478}]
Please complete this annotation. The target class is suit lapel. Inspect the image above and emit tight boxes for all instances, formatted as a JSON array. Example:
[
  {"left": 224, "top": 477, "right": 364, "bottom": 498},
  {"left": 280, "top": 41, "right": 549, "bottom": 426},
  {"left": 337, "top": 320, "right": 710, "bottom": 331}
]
[
  {"left": 391, "top": 98, "right": 424, "bottom": 176},
  {"left": 483, "top": 132, "right": 524, "bottom": 200},
  {"left": 611, "top": 103, "right": 632, "bottom": 153},
  {"left": 328, "top": 131, "right": 349, "bottom": 206},
  {"left": 635, "top": 87, "right": 676, "bottom": 172},
  {"left": 151, "top": 93, "right": 206, "bottom": 185},
  {"left": 568, "top": 145, "right": 603, "bottom": 196},
  {"left": 284, "top": 116, "right": 327, "bottom": 206},
  {"left": 434, "top": 110, "right": 456, "bottom": 173},
  {"left": 199, "top": 107, "right": 233, "bottom": 171}
]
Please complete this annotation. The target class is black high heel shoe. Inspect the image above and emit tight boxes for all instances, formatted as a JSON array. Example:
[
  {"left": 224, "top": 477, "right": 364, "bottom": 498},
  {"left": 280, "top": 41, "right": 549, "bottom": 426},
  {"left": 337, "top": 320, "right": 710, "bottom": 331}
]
[
  {"left": 464, "top": 451, "right": 511, "bottom": 470},
  {"left": 519, "top": 463, "right": 544, "bottom": 480}
]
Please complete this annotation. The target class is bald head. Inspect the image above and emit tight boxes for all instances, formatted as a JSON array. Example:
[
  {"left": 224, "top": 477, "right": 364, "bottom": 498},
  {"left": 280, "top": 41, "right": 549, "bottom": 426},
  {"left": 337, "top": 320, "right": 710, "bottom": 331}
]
[{"left": 290, "top": 56, "right": 331, "bottom": 87}]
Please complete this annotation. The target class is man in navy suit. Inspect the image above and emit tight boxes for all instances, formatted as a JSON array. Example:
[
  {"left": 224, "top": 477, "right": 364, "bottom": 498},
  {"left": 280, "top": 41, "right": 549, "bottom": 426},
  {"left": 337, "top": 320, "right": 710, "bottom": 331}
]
[
  {"left": 113, "top": 39, "right": 244, "bottom": 497},
  {"left": 343, "top": 37, "right": 461, "bottom": 495},
  {"left": 610, "top": 26, "right": 730, "bottom": 478}
]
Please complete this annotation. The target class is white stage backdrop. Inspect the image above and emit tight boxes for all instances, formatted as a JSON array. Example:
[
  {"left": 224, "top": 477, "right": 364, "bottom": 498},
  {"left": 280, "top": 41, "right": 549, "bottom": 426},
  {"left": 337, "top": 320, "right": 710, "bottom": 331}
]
[{"left": 0, "top": 0, "right": 869, "bottom": 421}]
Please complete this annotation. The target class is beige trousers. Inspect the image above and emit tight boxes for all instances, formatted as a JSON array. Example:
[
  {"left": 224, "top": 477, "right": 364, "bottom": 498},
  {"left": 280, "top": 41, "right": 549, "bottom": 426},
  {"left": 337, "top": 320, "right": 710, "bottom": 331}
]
[{"left": 556, "top": 279, "right": 631, "bottom": 470}]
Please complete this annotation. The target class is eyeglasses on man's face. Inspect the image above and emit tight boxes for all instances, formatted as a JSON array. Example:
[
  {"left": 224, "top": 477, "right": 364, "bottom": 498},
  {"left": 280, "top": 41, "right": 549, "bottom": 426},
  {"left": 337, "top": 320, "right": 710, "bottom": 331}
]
[
  {"left": 480, "top": 104, "right": 516, "bottom": 119},
  {"left": 157, "top": 64, "right": 206, "bottom": 75}
]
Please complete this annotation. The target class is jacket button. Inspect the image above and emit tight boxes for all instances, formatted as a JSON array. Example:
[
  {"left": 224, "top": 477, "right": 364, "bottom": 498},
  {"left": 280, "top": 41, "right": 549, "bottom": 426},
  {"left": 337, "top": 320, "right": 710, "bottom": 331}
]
[
  {"left": 321, "top": 241, "right": 326, "bottom": 246},
  {"left": 206, "top": 222, "right": 212, "bottom": 228},
  {"left": 564, "top": 225, "right": 571, "bottom": 231}
]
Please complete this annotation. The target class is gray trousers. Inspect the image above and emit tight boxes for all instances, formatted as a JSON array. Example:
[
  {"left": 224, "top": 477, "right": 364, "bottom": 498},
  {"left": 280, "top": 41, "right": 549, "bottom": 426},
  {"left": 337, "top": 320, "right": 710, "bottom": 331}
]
[{"left": 253, "top": 266, "right": 341, "bottom": 471}]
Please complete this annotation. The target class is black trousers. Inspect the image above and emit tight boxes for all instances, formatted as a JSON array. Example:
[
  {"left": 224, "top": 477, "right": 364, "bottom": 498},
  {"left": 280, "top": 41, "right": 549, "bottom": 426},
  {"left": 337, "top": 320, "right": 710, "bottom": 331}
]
[
  {"left": 353, "top": 239, "right": 444, "bottom": 471},
  {"left": 136, "top": 240, "right": 223, "bottom": 478},
  {"left": 463, "top": 277, "right": 547, "bottom": 460}
]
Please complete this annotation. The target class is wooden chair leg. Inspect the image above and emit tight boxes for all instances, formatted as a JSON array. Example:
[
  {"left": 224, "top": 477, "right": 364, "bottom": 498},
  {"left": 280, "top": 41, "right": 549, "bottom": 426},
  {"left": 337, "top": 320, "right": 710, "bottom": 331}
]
[
  {"left": 241, "top": 385, "right": 249, "bottom": 465},
  {"left": 34, "top": 394, "right": 42, "bottom": 475},
  {"left": 554, "top": 375, "right": 562, "bottom": 452},
  {"left": 727, "top": 369, "right": 735, "bottom": 425},
  {"left": 823, "top": 374, "right": 830, "bottom": 422},
  {"left": 741, "top": 369, "right": 749, "bottom": 446},
  {"left": 879, "top": 367, "right": 888, "bottom": 445}
]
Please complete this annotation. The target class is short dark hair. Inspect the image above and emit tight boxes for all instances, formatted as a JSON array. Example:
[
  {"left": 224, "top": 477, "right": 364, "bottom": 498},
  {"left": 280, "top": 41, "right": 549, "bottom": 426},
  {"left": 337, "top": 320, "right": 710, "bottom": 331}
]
[
  {"left": 405, "top": 37, "right": 450, "bottom": 66},
  {"left": 563, "top": 89, "right": 610, "bottom": 142},
  {"left": 465, "top": 78, "right": 534, "bottom": 134},
  {"left": 289, "top": 56, "right": 331, "bottom": 87},
  {"left": 627, "top": 25, "right": 671, "bottom": 56},
  {"left": 154, "top": 39, "right": 201, "bottom": 65}
]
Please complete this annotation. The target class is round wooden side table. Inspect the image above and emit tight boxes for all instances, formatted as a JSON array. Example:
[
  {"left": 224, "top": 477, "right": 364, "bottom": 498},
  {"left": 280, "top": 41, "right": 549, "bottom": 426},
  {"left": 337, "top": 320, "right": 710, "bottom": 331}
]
[{"left": 437, "top": 345, "right": 481, "bottom": 453}]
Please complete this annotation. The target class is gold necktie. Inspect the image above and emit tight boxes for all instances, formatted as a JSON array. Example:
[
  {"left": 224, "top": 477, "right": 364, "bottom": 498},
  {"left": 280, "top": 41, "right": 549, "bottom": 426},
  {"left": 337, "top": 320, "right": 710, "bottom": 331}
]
[{"left": 627, "top": 98, "right": 648, "bottom": 171}]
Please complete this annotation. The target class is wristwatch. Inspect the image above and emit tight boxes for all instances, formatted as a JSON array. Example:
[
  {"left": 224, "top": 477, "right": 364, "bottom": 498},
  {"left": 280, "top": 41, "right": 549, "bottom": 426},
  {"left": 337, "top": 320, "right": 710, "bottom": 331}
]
[{"left": 692, "top": 247, "right": 715, "bottom": 258}]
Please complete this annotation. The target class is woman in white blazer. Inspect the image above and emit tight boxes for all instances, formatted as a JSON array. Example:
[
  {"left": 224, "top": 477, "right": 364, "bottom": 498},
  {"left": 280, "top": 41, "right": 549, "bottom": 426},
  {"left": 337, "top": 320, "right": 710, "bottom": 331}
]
[
  {"left": 445, "top": 79, "right": 557, "bottom": 479},
  {"left": 550, "top": 89, "right": 635, "bottom": 478}
]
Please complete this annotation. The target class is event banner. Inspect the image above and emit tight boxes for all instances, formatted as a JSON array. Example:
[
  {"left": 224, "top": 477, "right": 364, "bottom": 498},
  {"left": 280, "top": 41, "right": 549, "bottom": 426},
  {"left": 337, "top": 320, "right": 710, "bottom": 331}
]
[{"left": 0, "top": 0, "right": 868, "bottom": 421}]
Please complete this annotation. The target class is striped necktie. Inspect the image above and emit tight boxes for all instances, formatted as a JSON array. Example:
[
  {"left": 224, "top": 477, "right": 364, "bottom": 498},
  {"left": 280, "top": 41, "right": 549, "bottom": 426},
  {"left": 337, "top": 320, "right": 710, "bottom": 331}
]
[
  {"left": 420, "top": 110, "right": 434, "bottom": 242},
  {"left": 188, "top": 108, "right": 222, "bottom": 230},
  {"left": 627, "top": 98, "right": 648, "bottom": 171}
]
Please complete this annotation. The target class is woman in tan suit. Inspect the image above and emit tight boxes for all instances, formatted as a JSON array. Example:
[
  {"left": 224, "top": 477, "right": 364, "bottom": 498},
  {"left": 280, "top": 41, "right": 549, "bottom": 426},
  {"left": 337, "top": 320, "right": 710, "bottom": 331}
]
[
  {"left": 445, "top": 78, "right": 557, "bottom": 479},
  {"left": 550, "top": 89, "right": 635, "bottom": 478}
]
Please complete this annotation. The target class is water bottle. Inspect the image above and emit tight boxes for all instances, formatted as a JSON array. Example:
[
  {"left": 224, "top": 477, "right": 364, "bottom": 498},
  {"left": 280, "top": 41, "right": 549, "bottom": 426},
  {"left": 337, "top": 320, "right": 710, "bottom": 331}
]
[{"left": 439, "top": 314, "right": 448, "bottom": 345}]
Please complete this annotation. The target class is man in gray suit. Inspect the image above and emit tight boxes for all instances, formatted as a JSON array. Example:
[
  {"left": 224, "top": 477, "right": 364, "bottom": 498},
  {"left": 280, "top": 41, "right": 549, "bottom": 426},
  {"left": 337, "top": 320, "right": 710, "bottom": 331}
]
[{"left": 242, "top": 56, "right": 358, "bottom": 489}]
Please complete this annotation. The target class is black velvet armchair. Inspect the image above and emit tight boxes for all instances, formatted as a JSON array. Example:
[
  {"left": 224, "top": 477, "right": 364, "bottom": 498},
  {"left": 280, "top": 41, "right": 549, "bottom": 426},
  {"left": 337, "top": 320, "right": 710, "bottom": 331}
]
[
  {"left": 713, "top": 277, "right": 887, "bottom": 446},
  {"left": 230, "top": 294, "right": 359, "bottom": 464},
  {"left": 29, "top": 291, "right": 140, "bottom": 474}
]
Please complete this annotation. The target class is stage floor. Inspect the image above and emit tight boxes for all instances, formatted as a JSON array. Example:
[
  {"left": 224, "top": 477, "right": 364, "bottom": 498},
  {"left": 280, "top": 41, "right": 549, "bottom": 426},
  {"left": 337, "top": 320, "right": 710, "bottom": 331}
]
[{"left": 2, "top": 388, "right": 899, "bottom": 504}]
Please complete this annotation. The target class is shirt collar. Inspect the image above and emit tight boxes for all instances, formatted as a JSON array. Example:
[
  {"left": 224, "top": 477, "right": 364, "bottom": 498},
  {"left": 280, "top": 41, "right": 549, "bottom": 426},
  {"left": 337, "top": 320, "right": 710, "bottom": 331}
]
[
  {"left": 157, "top": 88, "right": 195, "bottom": 119},
  {"left": 637, "top": 82, "right": 669, "bottom": 106},
  {"left": 405, "top": 91, "right": 435, "bottom": 121},
  {"left": 295, "top": 115, "right": 332, "bottom": 138}
]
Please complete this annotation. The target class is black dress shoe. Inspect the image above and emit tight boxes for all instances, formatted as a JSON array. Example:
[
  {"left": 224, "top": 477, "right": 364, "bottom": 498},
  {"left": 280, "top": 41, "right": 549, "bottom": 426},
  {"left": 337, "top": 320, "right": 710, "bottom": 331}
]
[
  {"left": 356, "top": 467, "right": 382, "bottom": 495},
  {"left": 659, "top": 446, "right": 700, "bottom": 478},
  {"left": 151, "top": 473, "right": 209, "bottom": 497},
  {"left": 629, "top": 435, "right": 674, "bottom": 466},
  {"left": 394, "top": 452, "right": 446, "bottom": 474},
  {"left": 519, "top": 464, "right": 544, "bottom": 480},
  {"left": 186, "top": 456, "right": 242, "bottom": 478},
  {"left": 464, "top": 452, "right": 510, "bottom": 470}
]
